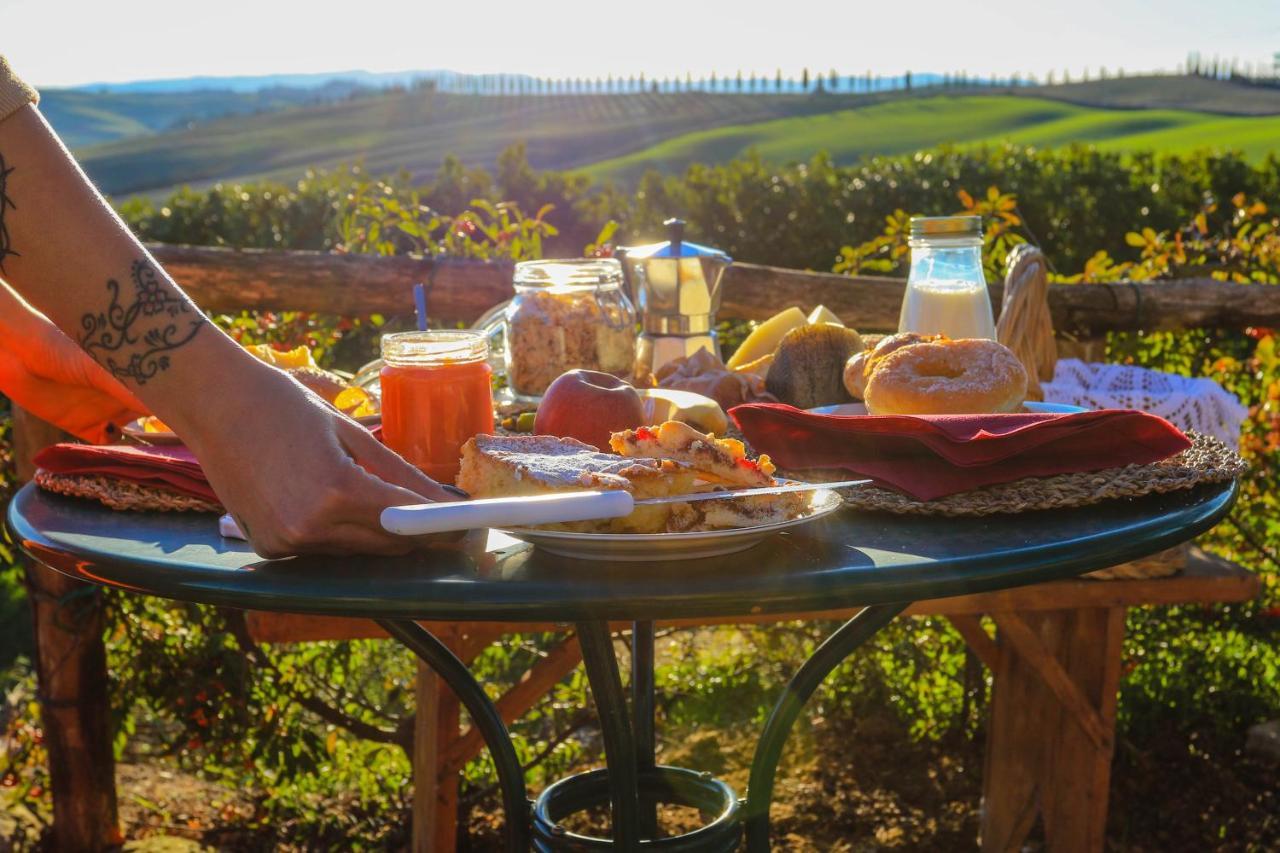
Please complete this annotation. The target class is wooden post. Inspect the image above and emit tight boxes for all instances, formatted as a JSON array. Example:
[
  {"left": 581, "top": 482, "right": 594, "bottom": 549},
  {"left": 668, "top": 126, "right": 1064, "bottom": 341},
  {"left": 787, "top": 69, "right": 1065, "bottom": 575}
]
[
  {"left": 980, "top": 607, "right": 1126, "bottom": 853},
  {"left": 412, "top": 631, "right": 461, "bottom": 853},
  {"left": 11, "top": 407, "right": 121, "bottom": 851}
]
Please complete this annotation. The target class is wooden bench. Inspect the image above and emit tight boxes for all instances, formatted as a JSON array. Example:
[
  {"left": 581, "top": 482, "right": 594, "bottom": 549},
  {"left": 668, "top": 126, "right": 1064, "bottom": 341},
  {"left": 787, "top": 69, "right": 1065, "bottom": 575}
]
[{"left": 244, "top": 546, "right": 1259, "bottom": 853}]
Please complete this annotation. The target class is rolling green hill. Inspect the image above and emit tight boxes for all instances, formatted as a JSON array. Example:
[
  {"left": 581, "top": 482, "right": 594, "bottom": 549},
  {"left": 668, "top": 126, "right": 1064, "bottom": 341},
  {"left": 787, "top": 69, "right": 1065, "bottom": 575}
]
[
  {"left": 585, "top": 95, "right": 1280, "bottom": 182},
  {"left": 71, "top": 76, "right": 1280, "bottom": 198},
  {"left": 76, "top": 90, "right": 891, "bottom": 196},
  {"left": 40, "top": 87, "right": 367, "bottom": 148}
]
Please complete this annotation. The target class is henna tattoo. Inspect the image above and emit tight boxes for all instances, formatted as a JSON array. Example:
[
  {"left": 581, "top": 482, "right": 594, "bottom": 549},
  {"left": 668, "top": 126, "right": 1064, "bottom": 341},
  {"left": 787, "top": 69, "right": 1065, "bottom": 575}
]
[
  {"left": 79, "top": 260, "right": 203, "bottom": 385},
  {"left": 0, "top": 152, "right": 17, "bottom": 272}
]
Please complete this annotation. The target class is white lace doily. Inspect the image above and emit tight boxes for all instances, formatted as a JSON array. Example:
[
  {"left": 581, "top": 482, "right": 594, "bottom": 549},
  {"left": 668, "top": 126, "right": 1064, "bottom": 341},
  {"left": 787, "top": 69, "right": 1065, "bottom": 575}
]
[{"left": 1043, "top": 359, "right": 1248, "bottom": 446}]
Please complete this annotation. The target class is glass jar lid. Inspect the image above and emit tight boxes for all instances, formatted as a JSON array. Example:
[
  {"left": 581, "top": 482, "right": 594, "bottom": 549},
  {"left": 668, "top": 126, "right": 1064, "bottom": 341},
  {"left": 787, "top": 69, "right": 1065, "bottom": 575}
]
[
  {"left": 513, "top": 258, "right": 624, "bottom": 292},
  {"left": 381, "top": 330, "right": 489, "bottom": 365},
  {"left": 909, "top": 215, "right": 983, "bottom": 245}
]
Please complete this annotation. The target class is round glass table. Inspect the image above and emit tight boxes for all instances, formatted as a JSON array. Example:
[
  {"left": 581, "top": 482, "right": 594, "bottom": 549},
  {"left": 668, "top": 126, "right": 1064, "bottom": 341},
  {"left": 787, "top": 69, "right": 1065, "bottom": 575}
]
[{"left": 7, "top": 480, "right": 1236, "bottom": 851}]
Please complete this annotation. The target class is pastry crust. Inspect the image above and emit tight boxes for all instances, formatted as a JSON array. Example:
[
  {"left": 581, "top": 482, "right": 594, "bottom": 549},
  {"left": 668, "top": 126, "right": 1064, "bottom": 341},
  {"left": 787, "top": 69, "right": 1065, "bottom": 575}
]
[
  {"left": 864, "top": 338, "right": 1028, "bottom": 415},
  {"left": 610, "top": 421, "right": 775, "bottom": 487},
  {"left": 459, "top": 434, "right": 695, "bottom": 499},
  {"left": 458, "top": 427, "right": 804, "bottom": 533}
]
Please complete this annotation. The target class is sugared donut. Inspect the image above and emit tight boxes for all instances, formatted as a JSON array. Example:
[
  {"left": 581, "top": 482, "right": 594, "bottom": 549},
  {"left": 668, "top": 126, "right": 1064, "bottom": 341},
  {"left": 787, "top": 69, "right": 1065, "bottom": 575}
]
[
  {"left": 842, "top": 333, "right": 943, "bottom": 400},
  {"left": 842, "top": 350, "right": 871, "bottom": 399},
  {"left": 863, "top": 338, "right": 1028, "bottom": 415},
  {"left": 868, "top": 332, "right": 943, "bottom": 368}
]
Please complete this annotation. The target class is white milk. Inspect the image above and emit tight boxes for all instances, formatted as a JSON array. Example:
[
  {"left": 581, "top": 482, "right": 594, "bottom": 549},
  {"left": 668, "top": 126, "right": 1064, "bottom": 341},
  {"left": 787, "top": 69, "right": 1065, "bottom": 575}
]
[{"left": 898, "top": 278, "right": 996, "bottom": 340}]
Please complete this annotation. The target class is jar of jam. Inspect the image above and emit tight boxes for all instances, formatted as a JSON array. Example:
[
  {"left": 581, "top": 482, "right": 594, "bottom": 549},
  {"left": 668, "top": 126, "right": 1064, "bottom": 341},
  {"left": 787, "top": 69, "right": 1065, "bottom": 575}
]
[{"left": 379, "top": 330, "right": 494, "bottom": 484}]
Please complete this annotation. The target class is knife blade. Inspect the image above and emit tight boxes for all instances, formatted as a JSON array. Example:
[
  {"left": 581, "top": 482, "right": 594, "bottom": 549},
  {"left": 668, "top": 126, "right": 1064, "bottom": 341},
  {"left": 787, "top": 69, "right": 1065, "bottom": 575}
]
[
  {"left": 378, "top": 480, "right": 868, "bottom": 537},
  {"left": 634, "top": 478, "right": 871, "bottom": 505}
]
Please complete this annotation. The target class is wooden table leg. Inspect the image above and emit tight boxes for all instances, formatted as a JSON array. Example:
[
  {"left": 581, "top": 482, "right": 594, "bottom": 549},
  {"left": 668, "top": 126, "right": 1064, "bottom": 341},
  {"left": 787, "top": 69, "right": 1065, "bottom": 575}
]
[
  {"left": 413, "top": 656, "right": 463, "bottom": 853},
  {"left": 413, "top": 659, "right": 442, "bottom": 853},
  {"left": 1040, "top": 607, "right": 1125, "bottom": 852},
  {"left": 980, "top": 607, "right": 1125, "bottom": 853},
  {"left": 13, "top": 407, "right": 121, "bottom": 851}
]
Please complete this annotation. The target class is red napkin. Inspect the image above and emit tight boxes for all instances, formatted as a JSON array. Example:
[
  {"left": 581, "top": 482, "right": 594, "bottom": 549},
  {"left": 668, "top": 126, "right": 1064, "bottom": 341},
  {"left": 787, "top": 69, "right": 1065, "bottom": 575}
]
[
  {"left": 730, "top": 403, "right": 1192, "bottom": 501},
  {"left": 34, "top": 443, "right": 218, "bottom": 503}
]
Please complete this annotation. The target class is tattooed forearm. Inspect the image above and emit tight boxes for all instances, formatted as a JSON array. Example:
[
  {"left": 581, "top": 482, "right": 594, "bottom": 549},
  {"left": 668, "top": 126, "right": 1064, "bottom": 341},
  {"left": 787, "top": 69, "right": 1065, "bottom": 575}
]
[
  {"left": 0, "top": 152, "right": 17, "bottom": 272},
  {"left": 79, "top": 260, "right": 203, "bottom": 385}
]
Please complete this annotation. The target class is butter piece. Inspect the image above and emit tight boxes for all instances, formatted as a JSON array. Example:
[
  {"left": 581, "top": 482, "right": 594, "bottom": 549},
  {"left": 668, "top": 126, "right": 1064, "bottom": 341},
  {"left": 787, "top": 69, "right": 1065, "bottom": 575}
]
[{"left": 807, "top": 304, "right": 844, "bottom": 326}]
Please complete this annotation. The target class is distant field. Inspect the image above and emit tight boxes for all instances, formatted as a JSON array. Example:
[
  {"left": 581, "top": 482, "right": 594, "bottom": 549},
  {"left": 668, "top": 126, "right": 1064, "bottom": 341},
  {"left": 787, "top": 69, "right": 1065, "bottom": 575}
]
[
  {"left": 585, "top": 95, "right": 1280, "bottom": 182},
  {"left": 70, "top": 76, "right": 1280, "bottom": 197},
  {"left": 75, "top": 90, "right": 887, "bottom": 196},
  {"left": 40, "top": 87, "right": 359, "bottom": 148}
]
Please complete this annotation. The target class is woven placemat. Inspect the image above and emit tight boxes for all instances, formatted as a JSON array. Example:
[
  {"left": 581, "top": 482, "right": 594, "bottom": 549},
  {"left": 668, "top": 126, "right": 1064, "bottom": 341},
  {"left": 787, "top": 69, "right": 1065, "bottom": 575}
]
[
  {"left": 780, "top": 431, "right": 1245, "bottom": 517},
  {"left": 34, "top": 471, "right": 223, "bottom": 514}
]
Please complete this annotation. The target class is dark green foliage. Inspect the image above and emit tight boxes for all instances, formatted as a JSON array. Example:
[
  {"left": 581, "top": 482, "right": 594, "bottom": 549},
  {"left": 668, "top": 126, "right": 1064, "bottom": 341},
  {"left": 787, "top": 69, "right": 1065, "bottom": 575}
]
[{"left": 117, "top": 144, "right": 1280, "bottom": 278}]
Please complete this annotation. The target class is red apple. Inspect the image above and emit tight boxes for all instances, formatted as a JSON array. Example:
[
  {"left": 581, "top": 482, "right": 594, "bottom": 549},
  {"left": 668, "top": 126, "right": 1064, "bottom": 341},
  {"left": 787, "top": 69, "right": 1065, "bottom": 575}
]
[{"left": 534, "top": 369, "right": 646, "bottom": 451}]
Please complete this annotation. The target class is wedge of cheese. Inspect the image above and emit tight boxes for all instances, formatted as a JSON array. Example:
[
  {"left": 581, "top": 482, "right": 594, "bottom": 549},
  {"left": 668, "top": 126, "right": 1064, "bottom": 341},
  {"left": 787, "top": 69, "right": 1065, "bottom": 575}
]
[
  {"left": 807, "top": 304, "right": 844, "bottom": 326},
  {"left": 726, "top": 307, "right": 807, "bottom": 369}
]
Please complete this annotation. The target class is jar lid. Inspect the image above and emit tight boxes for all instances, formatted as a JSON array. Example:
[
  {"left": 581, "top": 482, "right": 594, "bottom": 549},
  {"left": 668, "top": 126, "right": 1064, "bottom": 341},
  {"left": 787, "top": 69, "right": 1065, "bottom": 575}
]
[
  {"left": 910, "top": 215, "right": 983, "bottom": 240},
  {"left": 381, "top": 330, "right": 488, "bottom": 365},
  {"left": 513, "top": 258, "right": 623, "bottom": 290}
]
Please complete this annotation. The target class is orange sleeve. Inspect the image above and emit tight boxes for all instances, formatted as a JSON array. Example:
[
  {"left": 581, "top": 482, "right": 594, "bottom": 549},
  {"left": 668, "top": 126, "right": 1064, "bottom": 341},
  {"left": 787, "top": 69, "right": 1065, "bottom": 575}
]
[{"left": 0, "top": 55, "right": 39, "bottom": 124}]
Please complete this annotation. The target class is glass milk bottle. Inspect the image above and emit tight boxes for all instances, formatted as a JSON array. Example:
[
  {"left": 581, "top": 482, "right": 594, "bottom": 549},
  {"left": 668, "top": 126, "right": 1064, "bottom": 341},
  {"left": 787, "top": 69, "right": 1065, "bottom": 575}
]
[{"left": 898, "top": 215, "right": 996, "bottom": 340}]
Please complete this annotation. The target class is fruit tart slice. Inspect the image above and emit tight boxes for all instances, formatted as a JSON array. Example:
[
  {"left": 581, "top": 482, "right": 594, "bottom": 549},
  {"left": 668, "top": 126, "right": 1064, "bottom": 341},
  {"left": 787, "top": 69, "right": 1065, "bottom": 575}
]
[
  {"left": 610, "top": 421, "right": 807, "bottom": 528},
  {"left": 457, "top": 433, "right": 696, "bottom": 533},
  {"left": 609, "top": 420, "right": 775, "bottom": 488}
]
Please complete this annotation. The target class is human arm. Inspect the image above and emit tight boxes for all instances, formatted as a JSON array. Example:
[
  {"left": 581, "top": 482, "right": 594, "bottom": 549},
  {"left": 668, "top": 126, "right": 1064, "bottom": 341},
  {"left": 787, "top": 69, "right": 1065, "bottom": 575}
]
[
  {"left": 0, "top": 103, "right": 460, "bottom": 556},
  {"left": 0, "top": 280, "right": 145, "bottom": 443}
]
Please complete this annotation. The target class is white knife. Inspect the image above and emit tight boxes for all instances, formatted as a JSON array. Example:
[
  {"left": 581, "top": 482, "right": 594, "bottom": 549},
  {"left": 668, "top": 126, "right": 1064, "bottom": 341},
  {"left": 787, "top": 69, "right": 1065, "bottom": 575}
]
[{"left": 378, "top": 479, "right": 870, "bottom": 537}]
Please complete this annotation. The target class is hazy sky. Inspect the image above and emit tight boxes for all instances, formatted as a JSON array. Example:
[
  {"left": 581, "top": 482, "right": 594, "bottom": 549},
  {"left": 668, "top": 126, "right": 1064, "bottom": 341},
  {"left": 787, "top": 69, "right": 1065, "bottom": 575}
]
[{"left": 6, "top": 0, "right": 1280, "bottom": 88}]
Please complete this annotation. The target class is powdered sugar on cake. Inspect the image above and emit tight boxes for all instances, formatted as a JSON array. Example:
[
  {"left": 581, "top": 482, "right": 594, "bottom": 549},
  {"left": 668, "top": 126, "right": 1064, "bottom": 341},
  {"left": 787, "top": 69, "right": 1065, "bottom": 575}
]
[{"left": 462, "top": 434, "right": 684, "bottom": 492}]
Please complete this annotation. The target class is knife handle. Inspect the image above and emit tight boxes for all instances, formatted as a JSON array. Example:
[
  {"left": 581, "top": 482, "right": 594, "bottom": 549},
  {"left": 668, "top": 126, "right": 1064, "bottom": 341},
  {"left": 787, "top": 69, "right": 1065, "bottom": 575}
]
[{"left": 380, "top": 490, "right": 636, "bottom": 536}]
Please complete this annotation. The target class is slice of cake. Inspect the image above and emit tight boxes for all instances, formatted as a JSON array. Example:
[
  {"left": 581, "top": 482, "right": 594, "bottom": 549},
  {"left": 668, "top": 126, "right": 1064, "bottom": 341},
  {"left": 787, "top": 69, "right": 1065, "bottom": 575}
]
[
  {"left": 457, "top": 433, "right": 696, "bottom": 533},
  {"left": 457, "top": 427, "right": 809, "bottom": 534},
  {"left": 609, "top": 420, "right": 775, "bottom": 488},
  {"left": 610, "top": 422, "right": 810, "bottom": 527}
]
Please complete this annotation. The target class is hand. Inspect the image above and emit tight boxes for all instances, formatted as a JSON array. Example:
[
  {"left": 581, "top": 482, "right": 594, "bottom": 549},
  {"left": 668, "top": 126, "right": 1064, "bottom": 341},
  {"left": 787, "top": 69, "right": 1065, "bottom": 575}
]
[
  {"left": 0, "top": 287, "right": 145, "bottom": 443},
  {"left": 176, "top": 363, "right": 463, "bottom": 558}
]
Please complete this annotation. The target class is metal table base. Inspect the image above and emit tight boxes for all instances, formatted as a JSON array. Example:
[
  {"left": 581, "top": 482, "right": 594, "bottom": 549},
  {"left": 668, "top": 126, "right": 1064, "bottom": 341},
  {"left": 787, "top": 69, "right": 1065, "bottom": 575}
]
[{"left": 382, "top": 603, "right": 905, "bottom": 851}]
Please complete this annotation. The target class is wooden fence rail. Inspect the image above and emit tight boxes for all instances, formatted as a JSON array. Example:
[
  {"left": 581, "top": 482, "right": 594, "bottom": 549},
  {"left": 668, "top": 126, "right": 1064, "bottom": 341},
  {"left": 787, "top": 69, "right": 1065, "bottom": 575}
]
[{"left": 150, "top": 243, "right": 1280, "bottom": 336}]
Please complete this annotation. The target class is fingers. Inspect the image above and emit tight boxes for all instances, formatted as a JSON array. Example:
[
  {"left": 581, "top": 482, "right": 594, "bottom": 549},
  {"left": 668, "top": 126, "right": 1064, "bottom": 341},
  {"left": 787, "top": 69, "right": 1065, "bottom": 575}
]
[
  {"left": 243, "top": 457, "right": 460, "bottom": 559},
  {"left": 337, "top": 418, "right": 465, "bottom": 503}
]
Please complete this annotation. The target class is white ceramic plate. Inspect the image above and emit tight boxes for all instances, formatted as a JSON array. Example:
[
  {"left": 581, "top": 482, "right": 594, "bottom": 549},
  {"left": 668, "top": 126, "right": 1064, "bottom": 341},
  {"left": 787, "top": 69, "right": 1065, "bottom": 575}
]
[
  {"left": 806, "top": 401, "right": 1088, "bottom": 416},
  {"left": 502, "top": 488, "right": 844, "bottom": 561}
]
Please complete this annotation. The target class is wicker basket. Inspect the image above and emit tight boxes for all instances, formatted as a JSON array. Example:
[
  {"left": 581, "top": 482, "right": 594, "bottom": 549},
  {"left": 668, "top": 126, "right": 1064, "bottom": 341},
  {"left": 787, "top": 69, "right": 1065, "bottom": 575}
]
[
  {"left": 996, "top": 244, "right": 1058, "bottom": 402},
  {"left": 995, "top": 245, "right": 1190, "bottom": 580}
]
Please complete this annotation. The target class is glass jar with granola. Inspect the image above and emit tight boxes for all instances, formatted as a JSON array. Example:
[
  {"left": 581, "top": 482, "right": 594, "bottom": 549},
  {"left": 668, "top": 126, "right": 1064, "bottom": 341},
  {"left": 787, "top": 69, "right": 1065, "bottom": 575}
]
[{"left": 495, "top": 259, "right": 637, "bottom": 398}]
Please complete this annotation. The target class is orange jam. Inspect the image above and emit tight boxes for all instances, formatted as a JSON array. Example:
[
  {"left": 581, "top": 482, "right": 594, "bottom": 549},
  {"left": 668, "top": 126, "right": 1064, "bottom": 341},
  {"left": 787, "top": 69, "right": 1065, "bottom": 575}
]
[{"left": 380, "top": 331, "right": 494, "bottom": 484}]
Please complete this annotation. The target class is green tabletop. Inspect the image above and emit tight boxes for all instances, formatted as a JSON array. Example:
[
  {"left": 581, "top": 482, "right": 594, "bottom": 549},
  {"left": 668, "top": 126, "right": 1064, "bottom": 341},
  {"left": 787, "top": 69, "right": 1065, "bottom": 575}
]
[{"left": 7, "top": 481, "right": 1236, "bottom": 622}]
